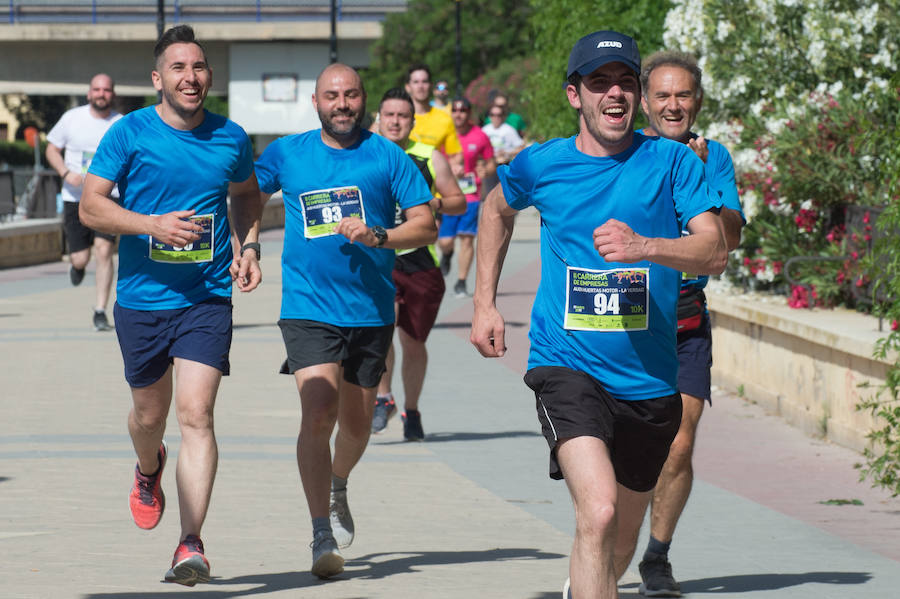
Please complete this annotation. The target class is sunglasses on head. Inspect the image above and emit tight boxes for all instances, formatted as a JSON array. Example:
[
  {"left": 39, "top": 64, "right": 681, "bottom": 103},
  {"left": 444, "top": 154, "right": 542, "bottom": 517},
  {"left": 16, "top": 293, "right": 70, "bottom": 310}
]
[{"left": 436, "top": 83, "right": 448, "bottom": 91}]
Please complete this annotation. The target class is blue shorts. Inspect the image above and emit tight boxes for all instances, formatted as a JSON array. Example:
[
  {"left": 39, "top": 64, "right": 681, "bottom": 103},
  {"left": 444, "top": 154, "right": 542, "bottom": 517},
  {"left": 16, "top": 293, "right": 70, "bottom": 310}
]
[
  {"left": 114, "top": 297, "right": 233, "bottom": 388},
  {"left": 438, "top": 201, "right": 479, "bottom": 238},
  {"left": 677, "top": 309, "right": 712, "bottom": 402}
]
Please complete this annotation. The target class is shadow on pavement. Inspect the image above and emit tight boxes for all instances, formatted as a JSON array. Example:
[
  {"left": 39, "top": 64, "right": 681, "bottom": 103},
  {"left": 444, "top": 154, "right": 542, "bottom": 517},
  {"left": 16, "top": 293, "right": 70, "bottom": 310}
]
[
  {"left": 81, "top": 549, "right": 567, "bottom": 598},
  {"left": 372, "top": 430, "right": 541, "bottom": 445},
  {"left": 345, "top": 547, "right": 567, "bottom": 580},
  {"left": 620, "top": 570, "right": 872, "bottom": 594}
]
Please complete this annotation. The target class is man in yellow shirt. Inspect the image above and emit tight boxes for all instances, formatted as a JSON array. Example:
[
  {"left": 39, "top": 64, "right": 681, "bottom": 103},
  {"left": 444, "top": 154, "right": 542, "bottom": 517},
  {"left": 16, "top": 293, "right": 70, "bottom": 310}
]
[{"left": 406, "top": 64, "right": 463, "bottom": 176}]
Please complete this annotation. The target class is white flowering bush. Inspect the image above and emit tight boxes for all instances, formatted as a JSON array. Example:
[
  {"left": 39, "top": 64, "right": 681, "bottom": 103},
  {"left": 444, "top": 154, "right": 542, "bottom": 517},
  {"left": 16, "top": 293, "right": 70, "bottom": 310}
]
[{"left": 663, "top": 0, "right": 899, "bottom": 306}]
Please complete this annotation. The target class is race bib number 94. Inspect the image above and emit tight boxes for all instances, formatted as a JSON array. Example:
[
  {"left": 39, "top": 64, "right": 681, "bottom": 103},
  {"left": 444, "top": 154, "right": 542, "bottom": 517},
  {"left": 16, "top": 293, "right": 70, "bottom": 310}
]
[
  {"left": 149, "top": 214, "right": 214, "bottom": 263},
  {"left": 564, "top": 267, "right": 649, "bottom": 331},
  {"left": 300, "top": 186, "right": 365, "bottom": 238}
]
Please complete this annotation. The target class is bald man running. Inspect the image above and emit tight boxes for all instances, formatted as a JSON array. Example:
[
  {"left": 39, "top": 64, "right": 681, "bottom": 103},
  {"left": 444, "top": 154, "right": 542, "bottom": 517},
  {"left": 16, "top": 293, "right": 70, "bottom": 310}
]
[{"left": 254, "top": 63, "right": 437, "bottom": 579}]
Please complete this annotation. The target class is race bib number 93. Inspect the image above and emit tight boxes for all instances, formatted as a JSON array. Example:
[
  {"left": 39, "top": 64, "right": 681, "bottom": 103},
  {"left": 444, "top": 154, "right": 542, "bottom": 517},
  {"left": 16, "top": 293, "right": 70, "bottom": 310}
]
[
  {"left": 564, "top": 266, "right": 649, "bottom": 331},
  {"left": 300, "top": 186, "right": 365, "bottom": 238}
]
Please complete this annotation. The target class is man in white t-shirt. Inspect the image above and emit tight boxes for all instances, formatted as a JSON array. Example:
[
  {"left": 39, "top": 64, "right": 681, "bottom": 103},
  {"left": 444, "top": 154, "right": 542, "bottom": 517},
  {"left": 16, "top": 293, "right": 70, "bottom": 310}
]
[
  {"left": 481, "top": 105, "right": 524, "bottom": 165},
  {"left": 46, "top": 73, "right": 122, "bottom": 331}
]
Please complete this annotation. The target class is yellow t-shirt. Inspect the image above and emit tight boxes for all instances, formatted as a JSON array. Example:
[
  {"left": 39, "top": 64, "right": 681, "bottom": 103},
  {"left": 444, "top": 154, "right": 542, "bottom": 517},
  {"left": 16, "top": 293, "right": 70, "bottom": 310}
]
[{"left": 410, "top": 107, "right": 462, "bottom": 155}]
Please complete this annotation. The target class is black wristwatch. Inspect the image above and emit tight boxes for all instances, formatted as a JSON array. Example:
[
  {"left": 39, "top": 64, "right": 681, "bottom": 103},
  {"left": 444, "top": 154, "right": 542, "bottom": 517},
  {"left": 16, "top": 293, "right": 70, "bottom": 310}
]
[
  {"left": 240, "top": 242, "right": 261, "bottom": 259},
  {"left": 372, "top": 225, "right": 388, "bottom": 248}
]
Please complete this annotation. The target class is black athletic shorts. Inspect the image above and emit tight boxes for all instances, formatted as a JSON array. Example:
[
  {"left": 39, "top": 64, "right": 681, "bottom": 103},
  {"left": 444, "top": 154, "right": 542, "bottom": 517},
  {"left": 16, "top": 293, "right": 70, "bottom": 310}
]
[
  {"left": 278, "top": 319, "right": 394, "bottom": 388},
  {"left": 677, "top": 309, "right": 713, "bottom": 402},
  {"left": 64, "top": 201, "right": 115, "bottom": 253},
  {"left": 524, "top": 365, "right": 682, "bottom": 492}
]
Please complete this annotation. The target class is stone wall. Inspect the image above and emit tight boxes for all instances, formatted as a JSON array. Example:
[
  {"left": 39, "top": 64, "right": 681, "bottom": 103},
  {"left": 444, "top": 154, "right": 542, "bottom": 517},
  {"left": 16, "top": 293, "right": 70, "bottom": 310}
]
[{"left": 709, "top": 292, "right": 891, "bottom": 453}]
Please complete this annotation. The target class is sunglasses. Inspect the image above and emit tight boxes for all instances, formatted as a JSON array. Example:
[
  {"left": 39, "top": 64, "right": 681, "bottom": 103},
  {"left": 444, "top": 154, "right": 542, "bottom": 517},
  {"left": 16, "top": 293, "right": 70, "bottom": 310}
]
[
  {"left": 489, "top": 112, "right": 504, "bottom": 117},
  {"left": 452, "top": 106, "right": 470, "bottom": 113}
]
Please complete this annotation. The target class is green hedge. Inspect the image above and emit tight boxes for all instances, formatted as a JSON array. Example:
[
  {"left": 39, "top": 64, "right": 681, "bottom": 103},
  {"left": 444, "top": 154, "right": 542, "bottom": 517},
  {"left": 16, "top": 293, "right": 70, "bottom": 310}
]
[{"left": 0, "top": 140, "right": 46, "bottom": 167}]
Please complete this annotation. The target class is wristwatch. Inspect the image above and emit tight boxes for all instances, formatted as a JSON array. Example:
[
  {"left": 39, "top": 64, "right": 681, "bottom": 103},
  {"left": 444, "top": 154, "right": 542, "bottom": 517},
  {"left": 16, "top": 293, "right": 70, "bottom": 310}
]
[
  {"left": 372, "top": 225, "right": 388, "bottom": 248},
  {"left": 240, "top": 242, "right": 261, "bottom": 259}
]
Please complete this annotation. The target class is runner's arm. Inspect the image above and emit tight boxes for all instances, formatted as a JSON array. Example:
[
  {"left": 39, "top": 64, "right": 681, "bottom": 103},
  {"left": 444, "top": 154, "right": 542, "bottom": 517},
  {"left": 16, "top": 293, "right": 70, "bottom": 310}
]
[
  {"left": 81, "top": 173, "right": 202, "bottom": 245},
  {"left": 228, "top": 172, "right": 263, "bottom": 292},
  {"left": 471, "top": 183, "right": 518, "bottom": 358},
  {"left": 335, "top": 202, "right": 436, "bottom": 249},
  {"left": 430, "top": 149, "right": 466, "bottom": 215},
  {"left": 45, "top": 143, "right": 82, "bottom": 187},
  {"left": 592, "top": 210, "right": 727, "bottom": 275},
  {"left": 721, "top": 207, "right": 743, "bottom": 251}
]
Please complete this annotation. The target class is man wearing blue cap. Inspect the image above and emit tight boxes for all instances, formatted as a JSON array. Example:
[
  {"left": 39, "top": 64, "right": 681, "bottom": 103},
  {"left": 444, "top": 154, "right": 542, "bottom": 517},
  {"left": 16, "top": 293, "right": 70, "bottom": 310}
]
[{"left": 471, "top": 31, "right": 727, "bottom": 599}]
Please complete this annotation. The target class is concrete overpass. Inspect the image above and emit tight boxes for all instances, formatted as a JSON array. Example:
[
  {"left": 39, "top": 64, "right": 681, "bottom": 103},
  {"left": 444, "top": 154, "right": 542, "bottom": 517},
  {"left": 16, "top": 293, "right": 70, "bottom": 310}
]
[{"left": 0, "top": 1, "right": 404, "bottom": 134}]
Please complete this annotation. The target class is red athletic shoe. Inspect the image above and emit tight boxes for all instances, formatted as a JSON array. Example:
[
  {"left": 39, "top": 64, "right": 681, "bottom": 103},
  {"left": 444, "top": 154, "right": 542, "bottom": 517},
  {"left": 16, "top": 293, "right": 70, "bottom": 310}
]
[
  {"left": 128, "top": 442, "right": 166, "bottom": 529},
  {"left": 164, "top": 535, "right": 211, "bottom": 586}
]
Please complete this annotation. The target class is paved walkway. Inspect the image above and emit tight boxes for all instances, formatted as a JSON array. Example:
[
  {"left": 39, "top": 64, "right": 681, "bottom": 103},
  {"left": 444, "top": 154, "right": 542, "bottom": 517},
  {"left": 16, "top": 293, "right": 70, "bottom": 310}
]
[{"left": 1, "top": 209, "right": 899, "bottom": 598}]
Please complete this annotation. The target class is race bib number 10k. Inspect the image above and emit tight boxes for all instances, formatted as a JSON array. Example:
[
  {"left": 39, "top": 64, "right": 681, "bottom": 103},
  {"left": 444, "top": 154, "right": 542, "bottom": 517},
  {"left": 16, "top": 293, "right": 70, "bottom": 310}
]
[
  {"left": 300, "top": 186, "right": 365, "bottom": 238},
  {"left": 564, "top": 267, "right": 649, "bottom": 331},
  {"left": 149, "top": 214, "right": 214, "bottom": 263}
]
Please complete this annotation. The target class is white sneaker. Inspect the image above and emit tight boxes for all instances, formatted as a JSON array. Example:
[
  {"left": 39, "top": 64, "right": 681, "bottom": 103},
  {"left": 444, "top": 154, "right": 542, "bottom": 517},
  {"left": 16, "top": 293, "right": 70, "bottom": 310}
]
[
  {"left": 310, "top": 531, "right": 344, "bottom": 579},
  {"left": 563, "top": 577, "right": 571, "bottom": 598},
  {"left": 329, "top": 488, "right": 354, "bottom": 548}
]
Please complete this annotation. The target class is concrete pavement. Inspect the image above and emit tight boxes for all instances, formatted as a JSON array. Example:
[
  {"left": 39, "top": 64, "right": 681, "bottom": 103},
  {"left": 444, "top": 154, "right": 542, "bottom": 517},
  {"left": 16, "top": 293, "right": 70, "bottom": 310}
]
[{"left": 1, "top": 209, "right": 899, "bottom": 598}]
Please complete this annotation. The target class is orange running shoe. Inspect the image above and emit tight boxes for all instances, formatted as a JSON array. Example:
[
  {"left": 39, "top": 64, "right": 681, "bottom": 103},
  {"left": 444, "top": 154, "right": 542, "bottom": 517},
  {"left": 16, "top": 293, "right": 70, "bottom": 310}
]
[
  {"left": 128, "top": 442, "right": 166, "bottom": 529},
  {"left": 164, "top": 534, "right": 210, "bottom": 586}
]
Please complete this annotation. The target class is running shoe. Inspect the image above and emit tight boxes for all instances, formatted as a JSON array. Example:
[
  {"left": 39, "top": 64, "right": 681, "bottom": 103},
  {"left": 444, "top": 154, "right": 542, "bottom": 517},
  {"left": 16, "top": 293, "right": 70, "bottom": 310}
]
[
  {"left": 93, "top": 309, "right": 112, "bottom": 331},
  {"left": 69, "top": 265, "right": 85, "bottom": 286},
  {"left": 563, "top": 577, "right": 572, "bottom": 598},
  {"left": 329, "top": 488, "right": 354, "bottom": 548},
  {"left": 402, "top": 409, "right": 425, "bottom": 442},
  {"left": 371, "top": 395, "right": 397, "bottom": 433},
  {"left": 453, "top": 280, "right": 467, "bottom": 298},
  {"left": 439, "top": 252, "right": 452, "bottom": 276},
  {"left": 639, "top": 553, "right": 681, "bottom": 597},
  {"left": 129, "top": 442, "right": 166, "bottom": 530},
  {"left": 310, "top": 530, "right": 344, "bottom": 579},
  {"left": 164, "top": 534, "right": 210, "bottom": 586}
]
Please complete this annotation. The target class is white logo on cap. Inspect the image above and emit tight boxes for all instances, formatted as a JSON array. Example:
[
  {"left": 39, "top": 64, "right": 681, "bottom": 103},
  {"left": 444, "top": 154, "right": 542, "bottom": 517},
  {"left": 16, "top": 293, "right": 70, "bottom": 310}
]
[{"left": 597, "top": 41, "right": 623, "bottom": 49}]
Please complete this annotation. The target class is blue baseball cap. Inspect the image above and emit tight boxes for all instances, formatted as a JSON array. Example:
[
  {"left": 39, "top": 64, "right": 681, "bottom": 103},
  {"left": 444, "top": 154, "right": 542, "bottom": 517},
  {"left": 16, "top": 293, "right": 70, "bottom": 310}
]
[{"left": 565, "top": 30, "right": 641, "bottom": 84}]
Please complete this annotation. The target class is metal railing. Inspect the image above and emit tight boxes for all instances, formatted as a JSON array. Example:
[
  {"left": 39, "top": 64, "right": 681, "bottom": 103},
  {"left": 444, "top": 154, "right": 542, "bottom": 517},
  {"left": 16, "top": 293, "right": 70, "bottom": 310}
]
[{"left": 5, "top": 0, "right": 407, "bottom": 24}]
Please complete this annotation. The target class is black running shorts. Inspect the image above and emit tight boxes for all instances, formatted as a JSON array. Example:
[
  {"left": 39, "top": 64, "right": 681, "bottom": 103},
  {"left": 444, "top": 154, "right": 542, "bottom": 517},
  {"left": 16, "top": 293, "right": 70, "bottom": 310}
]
[
  {"left": 278, "top": 319, "right": 394, "bottom": 388},
  {"left": 524, "top": 365, "right": 682, "bottom": 492}
]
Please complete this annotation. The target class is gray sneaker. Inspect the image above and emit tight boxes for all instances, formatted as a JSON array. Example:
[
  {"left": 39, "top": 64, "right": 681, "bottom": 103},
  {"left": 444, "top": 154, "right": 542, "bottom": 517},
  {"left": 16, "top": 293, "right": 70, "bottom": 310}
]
[
  {"left": 453, "top": 279, "right": 467, "bottom": 298},
  {"left": 639, "top": 553, "right": 681, "bottom": 597},
  {"left": 329, "top": 488, "right": 354, "bottom": 549},
  {"left": 371, "top": 395, "right": 397, "bottom": 433},
  {"left": 310, "top": 531, "right": 344, "bottom": 579},
  {"left": 93, "top": 310, "right": 112, "bottom": 332}
]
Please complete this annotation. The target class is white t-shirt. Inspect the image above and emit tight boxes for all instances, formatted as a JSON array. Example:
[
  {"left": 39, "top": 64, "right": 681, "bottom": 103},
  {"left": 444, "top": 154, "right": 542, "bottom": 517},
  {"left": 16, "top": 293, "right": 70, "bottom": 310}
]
[
  {"left": 47, "top": 104, "right": 122, "bottom": 203},
  {"left": 481, "top": 121, "right": 524, "bottom": 154}
]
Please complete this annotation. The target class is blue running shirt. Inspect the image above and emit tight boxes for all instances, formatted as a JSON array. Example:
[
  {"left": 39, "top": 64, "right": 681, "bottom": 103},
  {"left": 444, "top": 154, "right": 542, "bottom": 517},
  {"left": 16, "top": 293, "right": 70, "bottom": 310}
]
[
  {"left": 255, "top": 129, "right": 432, "bottom": 326},
  {"left": 88, "top": 107, "right": 254, "bottom": 310},
  {"left": 682, "top": 138, "right": 745, "bottom": 293},
  {"left": 499, "top": 133, "right": 720, "bottom": 400}
]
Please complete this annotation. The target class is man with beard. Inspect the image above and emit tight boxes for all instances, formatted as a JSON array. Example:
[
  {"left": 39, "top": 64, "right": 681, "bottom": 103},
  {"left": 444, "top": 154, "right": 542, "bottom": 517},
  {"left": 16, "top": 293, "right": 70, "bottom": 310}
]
[
  {"left": 635, "top": 50, "right": 745, "bottom": 598},
  {"left": 254, "top": 64, "right": 436, "bottom": 579},
  {"left": 470, "top": 31, "right": 727, "bottom": 599},
  {"left": 46, "top": 73, "right": 122, "bottom": 331},
  {"left": 81, "top": 25, "right": 263, "bottom": 586}
]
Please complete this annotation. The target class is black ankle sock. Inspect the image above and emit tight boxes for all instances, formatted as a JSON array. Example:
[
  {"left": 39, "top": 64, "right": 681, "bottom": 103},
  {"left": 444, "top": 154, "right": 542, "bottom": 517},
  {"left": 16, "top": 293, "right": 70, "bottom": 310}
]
[
  {"left": 644, "top": 535, "right": 671, "bottom": 560},
  {"left": 331, "top": 474, "right": 347, "bottom": 492}
]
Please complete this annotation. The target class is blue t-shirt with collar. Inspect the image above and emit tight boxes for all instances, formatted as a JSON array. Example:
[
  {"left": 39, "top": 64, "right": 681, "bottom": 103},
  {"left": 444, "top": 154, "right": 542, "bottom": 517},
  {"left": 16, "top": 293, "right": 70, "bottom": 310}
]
[
  {"left": 88, "top": 106, "right": 254, "bottom": 310},
  {"left": 255, "top": 129, "right": 432, "bottom": 326},
  {"left": 498, "top": 133, "right": 720, "bottom": 400}
]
